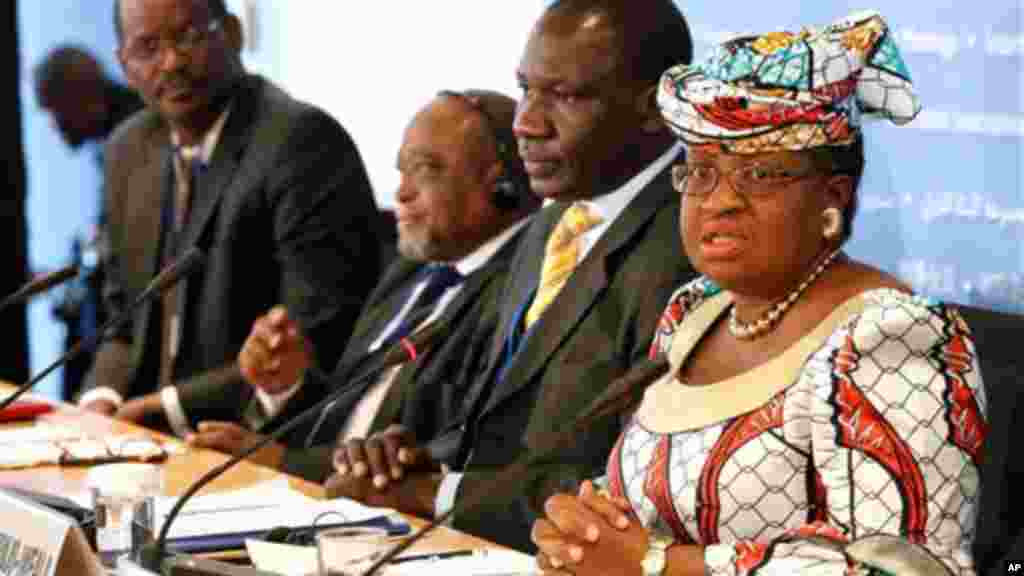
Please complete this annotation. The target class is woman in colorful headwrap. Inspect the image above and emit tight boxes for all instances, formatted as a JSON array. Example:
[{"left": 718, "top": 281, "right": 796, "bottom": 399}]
[{"left": 531, "top": 10, "right": 985, "bottom": 576}]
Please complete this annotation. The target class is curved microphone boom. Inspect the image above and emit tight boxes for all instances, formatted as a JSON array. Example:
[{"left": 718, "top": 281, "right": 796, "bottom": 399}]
[
  {"left": 359, "top": 356, "right": 671, "bottom": 576},
  {"left": 0, "top": 265, "right": 79, "bottom": 313},
  {"left": 0, "top": 248, "right": 205, "bottom": 412},
  {"left": 299, "top": 305, "right": 440, "bottom": 448},
  {"left": 142, "top": 318, "right": 449, "bottom": 573}
]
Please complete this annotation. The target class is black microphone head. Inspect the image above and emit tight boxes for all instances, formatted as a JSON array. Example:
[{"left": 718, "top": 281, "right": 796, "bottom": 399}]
[
  {"left": 574, "top": 356, "right": 670, "bottom": 431},
  {"left": 151, "top": 247, "right": 205, "bottom": 292},
  {"left": 262, "top": 526, "right": 292, "bottom": 544},
  {"left": 0, "top": 264, "right": 80, "bottom": 313},
  {"left": 45, "top": 265, "right": 81, "bottom": 286},
  {"left": 377, "top": 318, "right": 450, "bottom": 367}
]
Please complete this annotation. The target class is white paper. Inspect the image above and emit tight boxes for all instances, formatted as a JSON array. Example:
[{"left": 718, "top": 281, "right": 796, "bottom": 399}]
[
  {"left": 385, "top": 549, "right": 537, "bottom": 576},
  {"left": 245, "top": 539, "right": 537, "bottom": 576},
  {"left": 0, "top": 423, "right": 178, "bottom": 470},
  {"left": 0, "top": 422, "right": 81, "bottom": 444},
  {"left": 245, "top": 539, "right": 317, "bottom": 576},
  {"left": 157, "top": 479, "right": 396, "bottom": 539}
]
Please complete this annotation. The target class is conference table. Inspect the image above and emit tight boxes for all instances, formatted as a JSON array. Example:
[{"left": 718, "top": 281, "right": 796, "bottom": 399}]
[{"left": 0, "top": 383, "right": 514, "bottom": 571}]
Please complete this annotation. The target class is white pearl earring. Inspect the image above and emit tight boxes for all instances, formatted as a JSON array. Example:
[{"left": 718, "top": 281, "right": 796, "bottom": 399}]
[{"left": 822, "top": 207, "right": 843, "bottom": 240}]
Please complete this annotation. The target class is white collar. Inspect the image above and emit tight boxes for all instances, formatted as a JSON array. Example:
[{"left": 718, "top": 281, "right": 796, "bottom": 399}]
[
  {"left": 170, "top": 104, "right": 233, "bottom": 164},
  {"left": 543, "top": 142, "right": 683, "bottom": 225},
  {"left": 450, "top": 216, "right": 532, "bottom": 276}
]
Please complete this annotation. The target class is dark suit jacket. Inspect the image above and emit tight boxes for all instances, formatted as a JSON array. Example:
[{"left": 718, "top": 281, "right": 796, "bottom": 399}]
[
  {"left": 449, "top": 156, "right": 697, "bottom": 551},
  {"left": 277, "top": 227, "right": 525, "bottom": 482},
  {"left": 84, "top": 74, "right": 380, "bottom": 426},
  {"left": 962, "top": 305, "right": 1024, "bottom": 575}
]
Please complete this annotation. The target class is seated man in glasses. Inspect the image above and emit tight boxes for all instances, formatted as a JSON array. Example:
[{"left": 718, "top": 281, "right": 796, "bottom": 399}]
[{"left": 78, "top": 0, "right": 381, "bottom": 438}]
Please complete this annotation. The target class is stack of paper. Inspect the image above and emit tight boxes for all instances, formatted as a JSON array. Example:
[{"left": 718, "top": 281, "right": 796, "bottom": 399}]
[
  {"left": 0, "top": 423, "right": 175, "bottom": 469},
  {"left": 157, "top": 478, "right": 404, "bottom": 546}
]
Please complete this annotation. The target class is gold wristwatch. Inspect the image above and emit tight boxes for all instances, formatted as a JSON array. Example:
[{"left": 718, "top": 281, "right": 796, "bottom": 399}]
[{"left": 641, "top": 533, "right": 674, "bottom": 576}]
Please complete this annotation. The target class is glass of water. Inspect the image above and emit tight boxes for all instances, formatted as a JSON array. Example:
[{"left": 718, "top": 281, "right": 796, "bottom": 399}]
[
  {"left": 316, "top": 527, "right": 395, "bottom": 576},
  {"left": 86, "top": 463, "right": 163, "bottom": 568}
]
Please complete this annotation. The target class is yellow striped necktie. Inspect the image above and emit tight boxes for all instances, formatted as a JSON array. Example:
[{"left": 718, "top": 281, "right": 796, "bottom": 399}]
[{"left": 524, "top": 202, "right": 603, "bottom": 329}]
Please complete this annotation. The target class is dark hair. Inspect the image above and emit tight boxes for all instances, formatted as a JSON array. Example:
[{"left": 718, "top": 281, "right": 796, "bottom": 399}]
[
  {"left": 437, "top": 89, "right": 531, "bottom": 200},
  {"left": 33, "top": 45, "right": 103, "bottom": 95},
  {"left": 545, "top": 0, "right": 693, "bottom": 85},
  {"left": 114, "top": 0, "right": 230, "bottom": 43},
  {"left": 810, "top": 135, "right": 865, "bottom": 244}
]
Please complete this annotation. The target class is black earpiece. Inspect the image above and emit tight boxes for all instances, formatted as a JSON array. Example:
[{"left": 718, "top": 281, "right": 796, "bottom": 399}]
[{"left": 438, "top": 90, "right": 531, "bottom": 211}]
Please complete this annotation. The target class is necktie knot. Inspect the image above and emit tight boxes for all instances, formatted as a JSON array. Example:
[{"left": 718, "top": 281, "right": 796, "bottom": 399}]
[
  {"left": 176, "top": 149, "right": 206, "bottom": 179},
  {"left": 171, "top": 147, "right": 206, "bottom": 232},
  {"left": 392, "top": 264, "right": 464, "bottom": 341},
  {"left": 524, "top": 202, "right": 603, "bottom": 329},
  {"left": 421, "top": 264, "right": 464, "bottom": 298},
  {"left": 551, "top": 202, "right": 603, "bottom": 248}
]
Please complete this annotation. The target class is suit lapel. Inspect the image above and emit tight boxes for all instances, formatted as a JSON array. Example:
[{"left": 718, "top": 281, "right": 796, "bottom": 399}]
[
  {"left": 129, "top": 113, "right": 173, "bottom": 282},
  {"left": 479, "top": 162, "right": 679, "bottom": 419},
  {"left": 179, "top": 76, "right": 261, "bottom": 254},
  {"left": 336, "top": 259, "right": 424, "bottom": 374},
  {"left": 484, "top": 209, "right": 557, "bottom": 369},
  {"left": 434, "top": 229, "right": 523, "bottom": 349},
  {"left": 371, "top": 229, "right": 524, "bottom": 432},
  {"left": 131, "top": 137, "right": 173, "bottom": 350}
]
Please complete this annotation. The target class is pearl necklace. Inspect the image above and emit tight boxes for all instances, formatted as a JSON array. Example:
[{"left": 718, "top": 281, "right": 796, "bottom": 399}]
[{"left": 728, "top": 248, "right": 843, "bottom": 340}]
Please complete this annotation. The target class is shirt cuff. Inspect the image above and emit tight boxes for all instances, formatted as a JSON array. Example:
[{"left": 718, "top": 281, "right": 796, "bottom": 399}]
[
  {"left": 253, "top": 377, "right": 305, "bottom": 421},
  {"left": 434, "top": 472, "right": 463, "bottom": 522},
  {"left": 160, "top": 386, "right": 194, "bottom": 438},
  {"left": 77, "top": 386, "right": 124, "bottom": 409}
]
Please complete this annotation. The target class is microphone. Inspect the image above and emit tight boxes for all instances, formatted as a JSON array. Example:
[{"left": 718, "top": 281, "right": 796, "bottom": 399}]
[
  {"left": 0, "top": 248, "right": 205, "bottom": 412},
  {"left": 358, "top": 356, "right": 671, "bottom": 576},
  {"left": 148, "top": 247, "right": 205, "bottom": 294},
  {"left": 141, "top": 318, "right": 449, "bottom": 573},
  {"left": 561, "top": 357, "right": 670, "bottom": 431},
  {"left": 300, "top": 305, "right": 439, "bottom": 448},
  {"left": 0, "top": 265, "right": 79, "bottom": 313}
]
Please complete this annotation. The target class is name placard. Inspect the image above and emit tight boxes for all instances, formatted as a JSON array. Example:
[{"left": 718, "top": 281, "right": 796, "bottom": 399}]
[{"left": 0, "top": 489, "right": 104, "bottom": 576}]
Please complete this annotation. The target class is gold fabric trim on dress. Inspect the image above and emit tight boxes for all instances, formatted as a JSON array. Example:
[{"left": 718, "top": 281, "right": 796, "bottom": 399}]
[{"left": 637, "top": 291, "right": 868, "bottom": 433}]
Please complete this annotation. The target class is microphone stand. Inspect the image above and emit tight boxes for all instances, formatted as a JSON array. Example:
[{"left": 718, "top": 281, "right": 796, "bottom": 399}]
[
  {"left": 143, "top": 320, "right": 448, "bottom": 573},
  {"left": 0, "top": 265, "right": 79, "bottom": 314},
  {"left": 358, "top": 357, "right": 670, "bottom": 576},
  {"left": 298, "top": 305, "right": 439, "bottom": 449},
  {"left": 0, "top": 249, "right": 204, "bottom": 412}
]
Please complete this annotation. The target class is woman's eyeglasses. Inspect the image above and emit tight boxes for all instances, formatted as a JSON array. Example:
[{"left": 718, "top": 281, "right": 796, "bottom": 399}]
[{"left": 672, "top": 161, "right": 819, "bottom": 199}]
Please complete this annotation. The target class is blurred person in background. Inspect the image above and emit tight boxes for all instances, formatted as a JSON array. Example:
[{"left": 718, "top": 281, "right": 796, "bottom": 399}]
[{"left": 33, "top": 44, "right": 148, "bottom": 401}]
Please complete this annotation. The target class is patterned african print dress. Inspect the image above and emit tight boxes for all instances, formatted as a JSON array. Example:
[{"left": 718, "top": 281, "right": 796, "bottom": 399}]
[{"left": 606, "top": 279, "right": 986, "bottom": 575}]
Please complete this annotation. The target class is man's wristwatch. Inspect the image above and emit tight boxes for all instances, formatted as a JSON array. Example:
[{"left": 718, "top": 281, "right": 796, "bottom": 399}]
[{"left": 641, "top": 533, "right": 674, "bottom": 576}]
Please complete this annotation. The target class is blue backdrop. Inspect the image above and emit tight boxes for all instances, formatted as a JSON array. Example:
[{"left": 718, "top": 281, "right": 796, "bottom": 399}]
[{"left": 681, "top": 2, "right": 1023, "bottom": 313}]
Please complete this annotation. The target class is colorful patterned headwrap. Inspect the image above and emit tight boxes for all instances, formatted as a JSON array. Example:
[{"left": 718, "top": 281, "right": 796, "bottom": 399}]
[{"left": 657, "top": 10, "right": 921, "bottom": 154}]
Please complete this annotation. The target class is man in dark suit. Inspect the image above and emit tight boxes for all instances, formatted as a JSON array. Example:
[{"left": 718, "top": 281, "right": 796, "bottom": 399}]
[
  {"left": 328, "top": 0, "right": 698, "bottom": 552},
  {"left": 184, "top": 90, "right": 540, "bottom": 483},
  {"left": 76, "top": 0, "right": 380, "bottom": 436}
]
